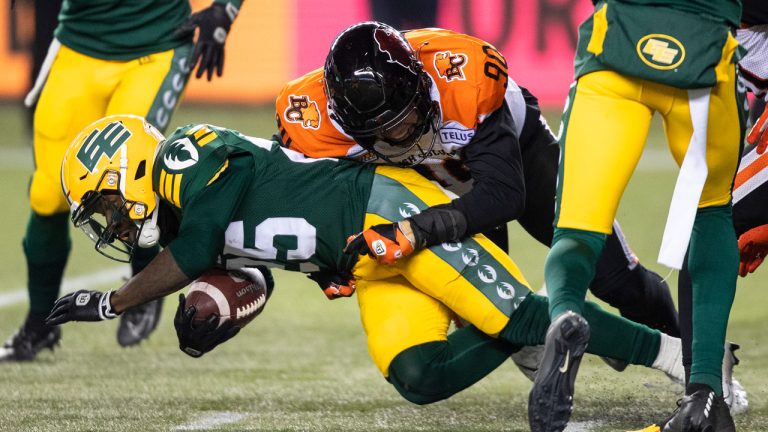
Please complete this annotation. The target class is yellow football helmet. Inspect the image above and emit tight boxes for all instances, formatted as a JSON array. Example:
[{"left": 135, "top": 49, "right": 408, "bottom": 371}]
[{"left": 61, "top": 115, "right": 165, "bottom": 262}]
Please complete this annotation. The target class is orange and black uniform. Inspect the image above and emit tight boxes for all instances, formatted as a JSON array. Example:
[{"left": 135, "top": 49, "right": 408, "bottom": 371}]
[{"left": 276, "top": 28, "right": 679, "bottom": 336}]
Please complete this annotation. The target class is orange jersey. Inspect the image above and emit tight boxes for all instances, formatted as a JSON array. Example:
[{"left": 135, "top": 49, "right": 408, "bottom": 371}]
[{"left": 275, "top": 28, "right": 530, "bottom": 194}]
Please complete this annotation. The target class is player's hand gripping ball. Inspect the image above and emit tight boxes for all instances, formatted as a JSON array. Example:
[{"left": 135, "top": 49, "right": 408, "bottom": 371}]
[{"left": 175, "top": 267, "right": 273, "bottom": 357}]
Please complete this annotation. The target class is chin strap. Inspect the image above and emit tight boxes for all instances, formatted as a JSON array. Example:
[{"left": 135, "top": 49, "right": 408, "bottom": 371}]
[{"left": 137, "top": 200, "right": 161, "bottom": 248}]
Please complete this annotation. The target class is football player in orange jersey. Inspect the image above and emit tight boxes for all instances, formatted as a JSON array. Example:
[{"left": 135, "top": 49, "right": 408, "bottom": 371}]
[{"left": 276, "top": 22, "right": 679, "bottom": 339}]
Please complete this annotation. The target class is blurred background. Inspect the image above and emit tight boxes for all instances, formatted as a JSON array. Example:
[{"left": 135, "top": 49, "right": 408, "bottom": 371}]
[
  {"left": 1, "top": 0, "right": 595, "bottom": 111},
  {"left": 0, "top": 1, "right": 766, "bottom": 431}
]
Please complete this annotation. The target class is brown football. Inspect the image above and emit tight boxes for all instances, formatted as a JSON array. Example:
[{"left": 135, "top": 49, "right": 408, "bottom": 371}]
[{"left": 185, "top": 268, "right": 269, "bottom": 328}]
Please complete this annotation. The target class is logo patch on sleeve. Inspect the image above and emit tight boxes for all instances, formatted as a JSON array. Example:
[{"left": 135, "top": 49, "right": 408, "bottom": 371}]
[
  {"left": 284, "top": 95, "right": 321, "bottom": 130},
  {"left": 434, "top": 51, "right": 468, "bottom": 82},
  {"left": 438, "top": 121, "right": 476, "bottom": 149}
]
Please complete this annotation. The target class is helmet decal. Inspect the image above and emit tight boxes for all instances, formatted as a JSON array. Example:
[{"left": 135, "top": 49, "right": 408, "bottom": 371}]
[
  {"left": 284, "top": 95, "right": 321, "bottom": 130},
  {"left": 76, "top": 121, "right": 131, "bottom": 173},
  {"left": 374, "top": 27, "right": 417, "bottom": 74}
]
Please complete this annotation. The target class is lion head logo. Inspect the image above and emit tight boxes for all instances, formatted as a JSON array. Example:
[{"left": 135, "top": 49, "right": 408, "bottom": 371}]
[
  {"left": 434, "top": 51, "right": 468, "bottom": 82},
  {"left": 284, "top": 95, "right": 321, "bottom": 130}
]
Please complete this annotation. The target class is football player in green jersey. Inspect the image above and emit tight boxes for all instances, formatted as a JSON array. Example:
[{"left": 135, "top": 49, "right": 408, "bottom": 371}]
[
  {"left": 538, "top": 0, "right": 743, "bottom": 430},
  {"left": 46, "top": 115, "right": 694, "bottom": 409},
  {"left": 0, "top": 0, "right": 242, "bottom": 360}
]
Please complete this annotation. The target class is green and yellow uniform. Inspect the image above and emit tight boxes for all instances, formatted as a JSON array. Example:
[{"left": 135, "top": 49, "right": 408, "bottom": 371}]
[
  {"left": 154, "top": 124, "right": 666, "bottom": 403},
  {"left": 546, "top": 0, "right": 743, "bottom": 395},
  {"left": 22, "top": 0, "right": 233, "bottom": 321}
]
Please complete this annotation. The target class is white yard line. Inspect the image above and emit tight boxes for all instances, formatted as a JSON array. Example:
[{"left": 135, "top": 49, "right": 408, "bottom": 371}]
[
  {"left": 173, "top": 412, "right": 247, "bottom": 430},
  {"left": 0, "top": 267, "right": 129, "bottom": 309},
  {"left": 565, "top": 420, "right": 603, "bottom": 432}
]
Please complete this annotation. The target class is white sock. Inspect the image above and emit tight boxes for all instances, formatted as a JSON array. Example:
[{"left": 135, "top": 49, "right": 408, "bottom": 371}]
[{"left": 652, "top": 333, "right": 684, "bottom": 385}]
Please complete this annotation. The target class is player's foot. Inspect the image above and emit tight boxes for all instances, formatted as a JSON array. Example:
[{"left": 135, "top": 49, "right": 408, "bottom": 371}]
[
  {"left": 722, "top": 342, "right": 748, "bottom": 415},
  {"left": 117, "top": 298, "right": 163, "bottom": 347},
  {"left": 0, "top": 315, "right": 61, "bottom": 362},
  {"left": 510, "top": 345, "right": 544, "bottom": 382},
  {"left": 663, "top": 385, "right": 735, "bottom": 432},
  {"left": 528, "top": 311, "right": 590, "bottom": 432}
]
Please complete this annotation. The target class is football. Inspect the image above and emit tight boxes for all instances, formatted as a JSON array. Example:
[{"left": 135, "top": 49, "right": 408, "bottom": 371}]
[{"left": 185, "top": 267, "right": 270, "bottom": 328}]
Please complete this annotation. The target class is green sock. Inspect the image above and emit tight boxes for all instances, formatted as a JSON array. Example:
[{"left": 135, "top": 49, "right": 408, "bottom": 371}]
[
  {"left": 24, "top": 212, "right": 71, "bottom": 316},
  {"left": 500, "top": 294, "right": 660, "bottom": 366},
  {"left": 544, "top": 228, "right": 606, "bottom": 318},
  {"left": 131, "top": 244, "right": 159, "bottom": 275},
  {"left": 388, "top": 325, "right": 516, "bottom": 405},
  {"left": 687, "top": 205, "right": 738, "bottom": 396}
]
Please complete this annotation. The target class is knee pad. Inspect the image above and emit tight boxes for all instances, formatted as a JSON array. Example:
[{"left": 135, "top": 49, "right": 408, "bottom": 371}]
[{"left": 29, "top": 171, "right": 68, "bottom": 215}]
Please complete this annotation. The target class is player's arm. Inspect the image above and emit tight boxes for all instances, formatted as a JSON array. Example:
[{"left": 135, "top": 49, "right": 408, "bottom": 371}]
[
  {"left": 346, "top": 104, "right": 524, "bottom": 263},
  {"left": 46, "top": 155, "right": 256, "bottom": 324},
  {"left": 176, "top": 0, "right": 243, "bottom": 81}
]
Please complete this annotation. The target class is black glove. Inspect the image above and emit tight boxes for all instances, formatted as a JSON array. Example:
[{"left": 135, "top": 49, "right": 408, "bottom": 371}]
[
  {"left": 174, "top": 294, "right": 240, "bottom": 358},
  {"left": 308, "top": 270, "right": 357, "bottom": 300},
  {"left": 176, "top": 2, "right": 238, "bottom": 81},
  {"left": 46, "top": 290, "right": 118, "bottom": 325}
]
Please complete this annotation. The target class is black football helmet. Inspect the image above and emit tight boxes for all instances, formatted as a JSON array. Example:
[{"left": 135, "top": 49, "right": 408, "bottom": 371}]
[{"left": 324, "top": 21, "right": 440, "bottom": 166}]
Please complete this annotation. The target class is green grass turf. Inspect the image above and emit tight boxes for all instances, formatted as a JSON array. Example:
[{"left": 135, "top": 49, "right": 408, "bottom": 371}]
[{"left": 0, "top": 103, "right": 766, "bottom": 431}]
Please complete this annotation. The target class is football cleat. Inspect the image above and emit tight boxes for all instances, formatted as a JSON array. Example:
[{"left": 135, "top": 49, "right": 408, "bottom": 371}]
[
  {"left": 510, "top": 345, "right": 544, "bottom": 382},
  {"left": 528, "top": 311, "right": 590, "bottom": 432},
  {"left": 722, "top": 342, "right": 748, "bottom": 415},
  {"left": 0, "top": 319, "right": 61, "bottom": 362},
  {"left": 662, "top": 387, "right": 735, "bottom": 432},
  {"left": 117, "top": 298, "right": 164, "bottom": 347}
]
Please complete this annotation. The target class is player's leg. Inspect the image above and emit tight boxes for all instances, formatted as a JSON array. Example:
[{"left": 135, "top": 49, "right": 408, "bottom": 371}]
[
  {"left": 355, "top": 275, "right": 515, "bottom": 404},
  {"left": 537, "top": 70, "right": 654, "bottom": 431},
  {"left": 359, "top": 167, "right": 683, "bottom": 399},
  {"left": 1, "top": 45, "right": 112, "bottom": 361},
  {"left": 658, "top": 54, "right": 742, "bottom": 431},
  {"left": 518, "top": 121, "right": 679, "bottom": 336},
  {"left": 106, "top": 44, "right": 192, "bottom": 346}
]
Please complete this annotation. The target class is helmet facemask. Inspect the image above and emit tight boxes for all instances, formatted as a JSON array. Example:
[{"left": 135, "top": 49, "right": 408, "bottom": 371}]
[
  {"left": 71, "top": 170, "right": 155, "bottom": 263},
  {"left": 356, "top": 75, "right": 441, "bottom": 166}
]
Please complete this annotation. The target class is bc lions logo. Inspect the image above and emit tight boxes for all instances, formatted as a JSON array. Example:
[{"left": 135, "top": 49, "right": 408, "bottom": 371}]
[
  {"left": 434, "top": 51, "right": 468, "bottom": 82},
  {"left": 374, "top": 27, "right": 416, "bottom": 73},
  {"left": 284, "top": 95, "right": 320, "bottom": 130}
]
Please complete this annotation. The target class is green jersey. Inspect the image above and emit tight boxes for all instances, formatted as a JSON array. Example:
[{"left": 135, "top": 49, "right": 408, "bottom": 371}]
[
  {"left": 153, "top": 124, "right": 375, "bottom": 278},
  {"left": 55, "top": 0, "right": 241, "bottom": 60},
  {"left": 592, "top": 0, "right": 741, "bottom": 27}
]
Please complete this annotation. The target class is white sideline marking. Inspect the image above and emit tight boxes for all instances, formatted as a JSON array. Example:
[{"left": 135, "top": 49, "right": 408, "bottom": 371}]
[
  {"left": 0, "top": 267, "right": 129, "bottom": 309},
  {"left": 565, "top": 420, "right": 602, "bottom": 432},
  {"left": 174, "top": 412, "right": 247, "bottom": 430}
]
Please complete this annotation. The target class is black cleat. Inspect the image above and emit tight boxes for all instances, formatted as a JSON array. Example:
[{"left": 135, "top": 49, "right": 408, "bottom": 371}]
[
  {"left": 117, "top": 298, "right": 163, "bottom": 347},
  {"left": 528, "top": 311, "right": 590, "bottom": 432},
  {"left": 663, "top": 387, "right": 735, "bottom": 432},
  {"left": 0, "top": 319, "right": 61, "bottom": 362}
]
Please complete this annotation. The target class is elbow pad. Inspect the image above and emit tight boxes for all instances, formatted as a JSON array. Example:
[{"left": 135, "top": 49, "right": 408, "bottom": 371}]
[{"left": 408, "top": 204, "right": 468, "bottom": 248}]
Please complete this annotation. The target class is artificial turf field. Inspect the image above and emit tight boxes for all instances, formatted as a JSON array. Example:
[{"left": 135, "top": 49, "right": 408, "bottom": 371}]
[{"left": 0, "top": 102, "right": 766, "bottom": 431}]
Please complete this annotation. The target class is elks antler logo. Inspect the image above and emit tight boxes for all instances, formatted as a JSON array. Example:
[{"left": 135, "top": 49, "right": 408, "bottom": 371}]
[
  {"left": 284, "top": 95, "right": 321, "bottom": 130},
  {"left": 374, "top": 27, "right": 416, "bottom": 73},
  {"left": 434, "top": 51, "right": 468, "bottom": 82}
]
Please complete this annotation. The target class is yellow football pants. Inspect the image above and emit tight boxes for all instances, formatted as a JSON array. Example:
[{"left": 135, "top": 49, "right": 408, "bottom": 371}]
[
  {"left": 30, "top": 42, "right": 191, "bottom": 215},
  {"left": 353, "top": 166, "right": 532, "bottom": 375},
  {"left": 555, "top": 67, "right": 742, "bottom": 233}
]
